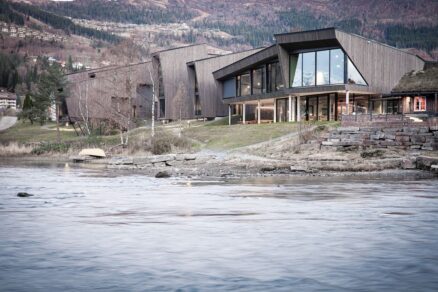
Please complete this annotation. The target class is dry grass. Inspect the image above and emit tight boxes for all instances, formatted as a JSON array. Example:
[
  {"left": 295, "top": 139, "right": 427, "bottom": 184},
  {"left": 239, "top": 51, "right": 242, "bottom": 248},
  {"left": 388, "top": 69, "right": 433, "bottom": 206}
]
[{"left": 0, "top": 142, "right": 34, "bottom": 156}]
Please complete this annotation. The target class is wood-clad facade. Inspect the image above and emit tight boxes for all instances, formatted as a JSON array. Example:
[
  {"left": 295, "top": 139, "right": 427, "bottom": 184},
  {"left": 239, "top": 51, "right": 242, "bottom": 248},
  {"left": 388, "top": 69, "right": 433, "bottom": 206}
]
[
  {"left": 66, "top": 61, "right": 153, "bottom": 127},
  {"left": 152, "top": 44, "right": 230, "bottom": 120},
  {"left": 187, "top": 48, "right": 262, "bottom": 118},
  {"left": 213, "top": 28, "right": 428, "bottom": 124}
]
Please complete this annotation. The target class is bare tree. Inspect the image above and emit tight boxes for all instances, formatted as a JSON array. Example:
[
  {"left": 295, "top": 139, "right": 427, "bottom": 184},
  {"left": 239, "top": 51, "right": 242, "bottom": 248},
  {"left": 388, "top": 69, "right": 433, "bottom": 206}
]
[
  {"left": 77, "top": 81, "right": 91, "bottom": 136},
  {"left": 173, "top": 81, "right": 187, "bottom": 137},
  {"left": 148, "top": 68, "right": 155, "bottom": 138}
]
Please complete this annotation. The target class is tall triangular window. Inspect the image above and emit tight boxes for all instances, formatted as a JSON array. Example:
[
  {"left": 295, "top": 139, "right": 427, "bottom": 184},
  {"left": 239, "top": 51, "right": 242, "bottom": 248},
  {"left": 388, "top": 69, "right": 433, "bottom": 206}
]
[{"left": 347, "top": 58, "right": 367, "bottom": 85}]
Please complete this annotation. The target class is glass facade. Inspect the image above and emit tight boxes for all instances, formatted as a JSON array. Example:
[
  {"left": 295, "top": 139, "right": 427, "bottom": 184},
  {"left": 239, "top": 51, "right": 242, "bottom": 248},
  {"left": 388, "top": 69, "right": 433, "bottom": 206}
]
[
  {"left": 330, "top": 49, "right": 344, "bottom": 84},
  {"left": 302, "top": 52, "right": 315, "bottom": 86},
  {"left": 290, "top": 48, "right": 367, "bottom": 87},
  {"left": 316, "top": 51, "right": 329, "bottom": 85},
  {"left": 268, "top": 62, "right": 284, "bottom": 92},
  {"left": 252, "top": 67, "right": 265, "bottom": 95},
  {"left": 347, "top": 58, "right": 367, "bottom": 85},
  {"left": 291, "top": 54, "right": 302, "bottom": 87},
  {"left": 239, "top": 73, "right": 251, "bottom": 96},
  {"left": 276, "top": 98, "right": 289, "bottom": 123}
]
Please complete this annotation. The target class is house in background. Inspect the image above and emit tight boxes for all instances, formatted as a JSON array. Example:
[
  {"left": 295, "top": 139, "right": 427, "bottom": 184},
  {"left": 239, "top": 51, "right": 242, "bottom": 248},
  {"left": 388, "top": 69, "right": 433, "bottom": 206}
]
[
  {"left": 213, "top": 28, "right": 427, "bottom": 124},
  {"left": 387, "top": 62, "right": 438, "bottom": 116},
  {"left": 0, "top": 88, "right": 16, "bottom": 110}
]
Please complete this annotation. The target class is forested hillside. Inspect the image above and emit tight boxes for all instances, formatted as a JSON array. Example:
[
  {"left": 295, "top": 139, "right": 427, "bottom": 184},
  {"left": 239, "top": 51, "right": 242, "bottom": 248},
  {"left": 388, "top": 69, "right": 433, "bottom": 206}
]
[{"left": 33, "top": 0, "right": 438, "bottom": 54}]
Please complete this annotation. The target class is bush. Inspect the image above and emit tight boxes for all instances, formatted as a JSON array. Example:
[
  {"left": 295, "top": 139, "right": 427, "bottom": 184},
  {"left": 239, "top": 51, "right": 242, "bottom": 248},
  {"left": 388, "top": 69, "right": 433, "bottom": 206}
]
[
  {"left": 150, "top": 131, "right": 192, "bottom": 155},
  {"left": 31, "top": 142, "right": 70, "bottom": 155}
]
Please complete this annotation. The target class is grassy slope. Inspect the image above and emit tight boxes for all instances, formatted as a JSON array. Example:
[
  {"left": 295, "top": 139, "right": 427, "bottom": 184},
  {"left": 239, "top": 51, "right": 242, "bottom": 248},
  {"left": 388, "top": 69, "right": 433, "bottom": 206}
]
[
  {"left": 0, "top": 118, "right": 339, "bottom": 152},
  {"left": 0, "top": 122, "right": 78, "bottom": 144},
  {"left": 183, "top": 119, "right": 339, "bottom": 150}
]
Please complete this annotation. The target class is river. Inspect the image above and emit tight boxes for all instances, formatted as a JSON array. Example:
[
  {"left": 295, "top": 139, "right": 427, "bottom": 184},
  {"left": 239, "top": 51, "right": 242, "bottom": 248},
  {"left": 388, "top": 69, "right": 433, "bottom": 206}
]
[{"left": 0, "top": 164, "right": 437, "bottom": 291}]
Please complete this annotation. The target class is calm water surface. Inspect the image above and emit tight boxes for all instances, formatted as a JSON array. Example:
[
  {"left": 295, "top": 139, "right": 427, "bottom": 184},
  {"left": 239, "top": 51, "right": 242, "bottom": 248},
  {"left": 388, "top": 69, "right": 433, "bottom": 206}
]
[{"left": 0, "top": 165, "right": 437, "bottom": 291}]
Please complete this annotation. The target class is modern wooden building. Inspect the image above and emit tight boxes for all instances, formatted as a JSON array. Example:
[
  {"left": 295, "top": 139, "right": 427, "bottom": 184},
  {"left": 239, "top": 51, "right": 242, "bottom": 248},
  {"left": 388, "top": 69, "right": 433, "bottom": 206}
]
[
  {"left": 186, "top": 48, "right": 262, "bottom": 118},
  {"left": 152, "top": 44, "right": 230, "bottom": 120},
  {"left": 213, "top": 28, "right": 427, "bottom": 124},
  {"left": 65, "top": 61, "right": 153, "bottom": 130}
]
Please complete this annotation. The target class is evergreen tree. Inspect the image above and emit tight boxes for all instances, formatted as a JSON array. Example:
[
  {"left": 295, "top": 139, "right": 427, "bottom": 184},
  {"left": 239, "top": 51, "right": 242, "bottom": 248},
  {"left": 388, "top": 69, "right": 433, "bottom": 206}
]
[{"left": 35, "top": 63, "right": 68, "bottom": 141}]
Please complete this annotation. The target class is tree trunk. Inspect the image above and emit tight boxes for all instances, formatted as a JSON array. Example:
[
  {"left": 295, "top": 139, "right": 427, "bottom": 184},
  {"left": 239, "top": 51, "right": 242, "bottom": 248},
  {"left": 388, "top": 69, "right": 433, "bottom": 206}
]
[{"left": 56, "top": 102, "right": 61, "bottom": 144}]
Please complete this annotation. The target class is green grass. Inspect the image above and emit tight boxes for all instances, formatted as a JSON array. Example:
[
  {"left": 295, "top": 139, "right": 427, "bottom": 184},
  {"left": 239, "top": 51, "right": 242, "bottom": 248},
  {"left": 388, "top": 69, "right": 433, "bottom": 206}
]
[
  {"left": 183, "top": 122, "right": 294, "bottom": 150},
  {"left": 0, "top": 122, "right": 79, "bottom": 144},
  {"left": 183, "top": 119, "right": 340, "bottom": 150},
  {"left": 0, "top": 118, "right": 339, "bottom": 153}
]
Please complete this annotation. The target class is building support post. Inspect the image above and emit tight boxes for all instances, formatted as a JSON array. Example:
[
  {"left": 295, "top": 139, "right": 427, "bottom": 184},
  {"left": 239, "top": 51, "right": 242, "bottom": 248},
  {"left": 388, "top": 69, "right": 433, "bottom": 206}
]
[
  {"left": 346, "top": 90, "right": 350, "bottom": 115},
  {"left": 228, "top": 104, "right": 231, "bottom": 126},
  {"left": 273, "top": 98, "right": 277, "bottom": 123},
  {"left": 288, "top": 95, "right": 292, "bottom": 122},
  {"left": 242, "top": 103, "right": 246, "bottom": 124},
  {"left": 257, "top": 100, "right": 261, "bottom": 125},
  {"left": 297, "top": 96, "right": 301, "bottom": 122},
  {"left": 435, "top": 93, "right": 438, "bottom": 113}
]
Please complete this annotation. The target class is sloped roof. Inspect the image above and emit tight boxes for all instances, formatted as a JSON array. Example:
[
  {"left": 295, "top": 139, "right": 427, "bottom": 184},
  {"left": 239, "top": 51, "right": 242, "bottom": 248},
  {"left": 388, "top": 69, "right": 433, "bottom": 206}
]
[{"left": 392, "top": 62, "right": 438, "bottom": 93}]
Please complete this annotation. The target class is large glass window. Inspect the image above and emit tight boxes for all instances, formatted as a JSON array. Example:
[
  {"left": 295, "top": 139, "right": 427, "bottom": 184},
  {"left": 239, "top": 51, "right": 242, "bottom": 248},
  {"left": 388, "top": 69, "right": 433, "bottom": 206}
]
[
  {"left": 302, "top": 52, "right": 315, "bottom": 86},
  {"left": 330, "top": 49, "right": 344, "bottom": 84},
  {"left": 347, "top": 58, "right": 367, "bottom": 85},
  {"left": 316, "top": 51, "right": 329, "bottom": 85},
  {"left": 223, "top": 78, "right": 236, "bottom": 98},
  {"left": 241, "top": 73, "right": 251, "bottom": 96},
  {"left": 267, "top": 62, "right": 283, "bottom": 93},
  {"left": 252, "top": 67, "right": 265, "bottom": 95},
  {"left": 290, "top": 54, "right": 302, "bottom": 87}
]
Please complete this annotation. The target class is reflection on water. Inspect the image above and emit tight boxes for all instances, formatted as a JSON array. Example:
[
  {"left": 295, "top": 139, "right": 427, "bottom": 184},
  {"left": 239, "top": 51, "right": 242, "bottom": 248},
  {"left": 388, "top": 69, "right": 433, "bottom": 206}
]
[{"left": 0, "top": 165, "right": 437, "bottom": 291}]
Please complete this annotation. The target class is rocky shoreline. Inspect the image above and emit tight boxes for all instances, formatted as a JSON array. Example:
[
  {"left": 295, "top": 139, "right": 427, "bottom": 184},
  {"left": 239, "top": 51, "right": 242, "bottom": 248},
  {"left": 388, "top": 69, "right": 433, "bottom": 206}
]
[{"left": 2, "top": 149, "right": 437, "bottom": 180}]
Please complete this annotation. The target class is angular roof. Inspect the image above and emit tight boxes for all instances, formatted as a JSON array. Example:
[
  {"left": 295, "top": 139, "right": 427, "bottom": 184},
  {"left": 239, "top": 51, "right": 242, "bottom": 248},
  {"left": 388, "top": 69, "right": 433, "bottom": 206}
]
[{"left": 392, "top": 62, "right": 438, "bottom": 93}]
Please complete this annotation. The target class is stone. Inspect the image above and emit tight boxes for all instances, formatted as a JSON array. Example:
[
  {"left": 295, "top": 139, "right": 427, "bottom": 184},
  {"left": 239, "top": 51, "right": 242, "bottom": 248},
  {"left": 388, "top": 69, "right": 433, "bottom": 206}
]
[
  {"left": 153, "top": 162, "right": 166, "bottom": 167},
  {"left": 109, "top": 157, "right": 134, "bottom": 165},
  {"left": 328, "top": 138, "right": 340, "bottom": 143},
  {"left": 149, "top": 154, "right": 175, "bottom": 163},
  {"left": 155, "top": 171, "right": 171, "bottom": 178},
  {"left": 337, "top": 127, "right": 360, "bottom": 132},
  {"left": 384, "top": 134, "right": 396, "bottom": 140},
  {"left": 290, "top": 166, "right": 308, "bottom": 172},
  {"left": 401, "top": 158, "right": 416, "bottom": 169},
  {"left": 321, "top": 141, "right": 333, "bottom": 146},
  {"left": 17, "top": 192, "right": 33, "bottom": 197},
  {"left": 260, "top": 166, "right": 276, "bottom": 172},
  {"left": 419, "top": 127, "right": 430, "bottom": 133}
]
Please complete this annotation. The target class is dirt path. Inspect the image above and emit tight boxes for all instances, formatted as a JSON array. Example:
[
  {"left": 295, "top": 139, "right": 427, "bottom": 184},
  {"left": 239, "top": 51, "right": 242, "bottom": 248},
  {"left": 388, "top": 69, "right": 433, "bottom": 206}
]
[{"left": 0, "top": 116, "right": 17, "bottom": 132}]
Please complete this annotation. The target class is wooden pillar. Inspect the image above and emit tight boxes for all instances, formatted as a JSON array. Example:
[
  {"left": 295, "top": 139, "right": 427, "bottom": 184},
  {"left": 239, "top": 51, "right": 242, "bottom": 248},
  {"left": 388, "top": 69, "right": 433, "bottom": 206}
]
[
  {"left": 242, "top": 103, "right": 246, "bottom": 124},
  {"left": 228, "top": 105, "right": 232, "bottom": 125},
  {"left": 346, "top": 90, "right": 350, "bottom": 115},
  {"left": 435, "top": 93, "right": 438, "bottom": 113},
  {"left": 257, "top": 100, "right": 261, "bottom": 124},
  {"left": 273, "top": 98, "right": 277, "bottom": 123},
  {"left": 297, "top": 96, "right": 301, "bottom": 122}
]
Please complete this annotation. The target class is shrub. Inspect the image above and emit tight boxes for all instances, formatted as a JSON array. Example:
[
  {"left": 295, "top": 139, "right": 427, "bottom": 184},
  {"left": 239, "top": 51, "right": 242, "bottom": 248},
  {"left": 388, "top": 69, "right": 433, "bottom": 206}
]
[
  {"left": 31, "top": 142, "right": 70, "bottom": 155},
  {"left": 150, "top": 131, "right": 192, "bottom": 155}
]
